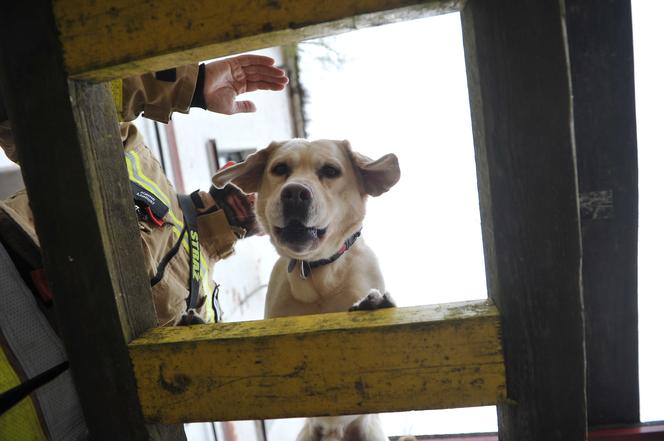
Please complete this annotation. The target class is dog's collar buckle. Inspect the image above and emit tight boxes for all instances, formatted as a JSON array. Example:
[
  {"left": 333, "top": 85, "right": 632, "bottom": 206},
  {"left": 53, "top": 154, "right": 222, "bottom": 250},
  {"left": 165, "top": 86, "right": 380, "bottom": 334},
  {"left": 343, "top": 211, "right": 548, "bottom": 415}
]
[{"left": 288, "top": 229, "right": 362, "bottom": 279}]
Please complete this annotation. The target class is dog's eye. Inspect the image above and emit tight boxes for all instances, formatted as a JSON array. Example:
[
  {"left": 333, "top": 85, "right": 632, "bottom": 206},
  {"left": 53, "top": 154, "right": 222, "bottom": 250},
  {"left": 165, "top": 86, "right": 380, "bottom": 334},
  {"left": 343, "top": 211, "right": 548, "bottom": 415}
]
[
  {"left": 271, "top": 163, "right": 290, "bottom": 176},
  {"left": 319, "top": 164, "right": 341, "bottom": 179}
]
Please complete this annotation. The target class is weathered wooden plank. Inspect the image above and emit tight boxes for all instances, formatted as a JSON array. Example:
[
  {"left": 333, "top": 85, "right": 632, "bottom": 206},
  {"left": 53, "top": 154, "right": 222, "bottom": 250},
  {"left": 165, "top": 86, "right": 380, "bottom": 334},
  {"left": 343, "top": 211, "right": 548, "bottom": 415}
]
[
  {"left": 54, "top": 0, "right": 462, "bottom": 81},
  {"left": 461, "top": 1, "right": 586, "bottom": 440},
  {"left": 0, "top": 88, "right": 6, "bottom": 122},
  {"left": 565, "top": 0, "right": 640, "bottom": 426},
  {"left": 130, "top": 301, "right": 505, "bottom": 423},
  {"left": 0, "top": 1, "right": 184, "bottom": 439}
]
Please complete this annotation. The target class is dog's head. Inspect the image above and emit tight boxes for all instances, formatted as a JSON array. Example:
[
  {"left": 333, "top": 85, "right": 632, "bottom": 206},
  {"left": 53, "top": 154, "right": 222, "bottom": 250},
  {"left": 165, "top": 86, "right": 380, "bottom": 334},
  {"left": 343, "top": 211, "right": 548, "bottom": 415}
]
[{"left": 212, "top": 139, "right": 400, "bottom": 260}]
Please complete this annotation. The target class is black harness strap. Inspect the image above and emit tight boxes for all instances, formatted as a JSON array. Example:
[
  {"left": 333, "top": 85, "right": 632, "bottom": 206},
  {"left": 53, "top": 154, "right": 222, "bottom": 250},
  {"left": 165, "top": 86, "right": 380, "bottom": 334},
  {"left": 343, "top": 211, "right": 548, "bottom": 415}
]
[
  {"left": 150, "top": 227, "right": 186, "bottom": 287},
  {"left": 0, "top": 361, "right": 69, "bottom": 416},
  {"left": 177, "top": 192, "right": 202, "bottom": 310}
]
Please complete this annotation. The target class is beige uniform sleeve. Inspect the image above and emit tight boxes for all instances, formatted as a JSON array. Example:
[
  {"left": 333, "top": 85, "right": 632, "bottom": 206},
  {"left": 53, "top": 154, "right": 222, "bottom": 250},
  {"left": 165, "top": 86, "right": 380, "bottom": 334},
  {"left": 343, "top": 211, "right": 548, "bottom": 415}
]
[
  {"left": 121, "top": 64, "right": 199, "bottom": 123},
  {"left": 0, "top": 64, "right": 200, "bottom": 163}
]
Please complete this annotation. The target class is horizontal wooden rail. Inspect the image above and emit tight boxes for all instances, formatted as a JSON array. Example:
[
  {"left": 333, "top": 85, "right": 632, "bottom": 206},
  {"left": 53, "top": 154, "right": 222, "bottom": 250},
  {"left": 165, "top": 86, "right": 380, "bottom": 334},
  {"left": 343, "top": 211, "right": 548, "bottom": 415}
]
[
  {"left": 129, "top": 300, "right": 504, "bottom": 423},
  {"left": 53, "top": 0, "right": 463, "bottom": 81}
]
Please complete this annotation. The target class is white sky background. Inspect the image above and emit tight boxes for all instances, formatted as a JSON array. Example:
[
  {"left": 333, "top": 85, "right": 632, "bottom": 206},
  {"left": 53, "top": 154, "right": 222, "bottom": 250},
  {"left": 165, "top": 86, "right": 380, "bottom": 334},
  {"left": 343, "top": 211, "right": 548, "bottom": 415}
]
[{"left": 299, "top": 14, "right": 488, "bottom": 309}]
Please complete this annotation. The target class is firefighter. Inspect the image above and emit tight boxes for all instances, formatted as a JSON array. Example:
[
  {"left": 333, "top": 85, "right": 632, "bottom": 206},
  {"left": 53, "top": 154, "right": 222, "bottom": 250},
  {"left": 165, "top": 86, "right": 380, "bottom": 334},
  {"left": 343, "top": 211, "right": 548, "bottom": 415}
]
[{"left": 0, "top": 55, "right": 288, "bottom": 439}]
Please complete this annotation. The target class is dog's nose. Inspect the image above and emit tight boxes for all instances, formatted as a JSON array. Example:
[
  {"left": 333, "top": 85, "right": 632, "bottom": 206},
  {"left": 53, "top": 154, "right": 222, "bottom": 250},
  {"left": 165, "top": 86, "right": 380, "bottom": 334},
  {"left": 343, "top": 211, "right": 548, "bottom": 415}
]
[
  {"left": 281, "top": 184, "right": 312, "bottom": 220},
  {"left": 281, "top": 184, "right": 312, "bottom": 203}
]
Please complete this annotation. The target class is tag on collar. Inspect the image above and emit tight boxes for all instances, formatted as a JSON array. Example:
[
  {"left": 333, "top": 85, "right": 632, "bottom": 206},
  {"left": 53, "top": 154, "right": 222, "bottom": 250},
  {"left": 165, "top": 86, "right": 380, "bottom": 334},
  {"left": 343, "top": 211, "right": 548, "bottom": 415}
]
[{"left": 288, "top": 259, "right": 311, "bottom": 279}]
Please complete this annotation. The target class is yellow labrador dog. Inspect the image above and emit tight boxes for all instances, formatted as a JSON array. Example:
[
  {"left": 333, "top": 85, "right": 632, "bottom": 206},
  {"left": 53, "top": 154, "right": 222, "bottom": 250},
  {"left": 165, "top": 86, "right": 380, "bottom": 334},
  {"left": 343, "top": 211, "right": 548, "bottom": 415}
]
[{"left": 213, "top": 139, "right": 401, "bottom": 441}]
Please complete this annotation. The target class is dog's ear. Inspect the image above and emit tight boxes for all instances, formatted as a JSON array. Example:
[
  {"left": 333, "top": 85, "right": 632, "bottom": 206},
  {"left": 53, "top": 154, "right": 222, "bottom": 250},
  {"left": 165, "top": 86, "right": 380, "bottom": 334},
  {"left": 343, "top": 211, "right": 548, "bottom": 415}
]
[
  {"left": 211, "top": 141, "right": 281, "bottom": 193},
  {"left": 342, "top": 140, "right": 401, "bottom": 197}
]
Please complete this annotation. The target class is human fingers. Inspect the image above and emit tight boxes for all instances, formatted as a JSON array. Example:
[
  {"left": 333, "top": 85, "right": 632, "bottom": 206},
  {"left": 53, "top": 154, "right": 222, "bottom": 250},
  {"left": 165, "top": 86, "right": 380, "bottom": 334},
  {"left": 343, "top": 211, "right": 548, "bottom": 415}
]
[
  {"left": 244, "top": 81, "right": 287, "bottom": 93},
  {"left": 231, "top": 100, "right": 257, "bottom": 114},
  {"left": 244, "top": 73, "right": 289, "bottom": 85},
  {"left": 243, "top": 64, "right": 289, "bottom": 80},
  {"left": 233, "top": 54, "right": 277, "bottom": 66}
]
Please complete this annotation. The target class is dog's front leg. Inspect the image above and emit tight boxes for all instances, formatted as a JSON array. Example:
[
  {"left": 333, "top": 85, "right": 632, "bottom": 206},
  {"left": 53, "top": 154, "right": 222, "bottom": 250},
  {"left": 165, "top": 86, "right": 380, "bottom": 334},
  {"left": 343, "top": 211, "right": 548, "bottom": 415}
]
[
  {"left": 348, "top": 289, "right": 396, "bottom": 311},
  {"left": 346, "top": 415, "right": 389, "bottom": 441},
  {"left": 295, "top": 420, "right": 320, "bottom": 441}
]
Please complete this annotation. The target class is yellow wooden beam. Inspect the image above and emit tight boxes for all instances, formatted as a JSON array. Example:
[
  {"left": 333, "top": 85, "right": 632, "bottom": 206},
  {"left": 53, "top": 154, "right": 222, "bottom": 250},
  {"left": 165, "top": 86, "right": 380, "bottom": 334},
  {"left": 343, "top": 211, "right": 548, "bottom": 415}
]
[
  {"left": 129, "top": 300, "right": 505, "bottom": 423},
  {"left": 53, "top": 0, "right": 463, "bottom": 81}
]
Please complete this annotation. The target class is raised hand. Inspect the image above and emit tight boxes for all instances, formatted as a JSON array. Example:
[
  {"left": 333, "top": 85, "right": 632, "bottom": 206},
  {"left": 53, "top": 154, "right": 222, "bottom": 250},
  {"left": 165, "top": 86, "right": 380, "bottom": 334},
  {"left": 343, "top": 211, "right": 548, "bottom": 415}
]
[{"left": 204, "top": 54, "right": 289, "bottom": 115}]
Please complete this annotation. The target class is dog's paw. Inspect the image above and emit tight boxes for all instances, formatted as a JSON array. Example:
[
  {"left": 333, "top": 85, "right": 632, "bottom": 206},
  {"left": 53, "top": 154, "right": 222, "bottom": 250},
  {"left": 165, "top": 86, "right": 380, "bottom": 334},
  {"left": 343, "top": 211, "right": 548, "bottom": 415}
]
[
  {"left": 349, "top": 289, "right": 396, "bottom": 311},
  {"left": 176, "top": 309, "right": 207, "bottom": 326}
]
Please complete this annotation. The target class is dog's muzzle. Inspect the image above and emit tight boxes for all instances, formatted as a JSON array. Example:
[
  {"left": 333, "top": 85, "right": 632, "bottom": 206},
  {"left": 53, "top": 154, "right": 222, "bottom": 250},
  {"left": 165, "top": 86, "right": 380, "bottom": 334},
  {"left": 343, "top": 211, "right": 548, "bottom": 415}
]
[{"left": 276, "top": 183, "right": 326, "bottom": 250}]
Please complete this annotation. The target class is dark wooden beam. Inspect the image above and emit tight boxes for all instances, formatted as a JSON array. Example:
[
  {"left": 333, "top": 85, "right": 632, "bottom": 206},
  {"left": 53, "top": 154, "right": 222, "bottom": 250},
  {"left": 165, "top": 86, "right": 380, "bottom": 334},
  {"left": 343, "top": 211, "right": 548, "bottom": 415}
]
[
  {"left": 565, "top": 0, "right": 640, "bottom": 426},
  {"left": 0, "top": 88, "right": 6, "bottom": 122},
  {"left": 0, "top": 1, "right": 184, "bottom": 439},
  {"left": 461, "top": 0, "right": 587, "bottom": 440}
]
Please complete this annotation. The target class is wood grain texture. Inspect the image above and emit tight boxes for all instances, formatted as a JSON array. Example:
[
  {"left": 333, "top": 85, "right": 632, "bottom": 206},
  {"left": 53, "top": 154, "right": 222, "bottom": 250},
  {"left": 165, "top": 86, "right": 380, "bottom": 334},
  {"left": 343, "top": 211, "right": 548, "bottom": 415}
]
[
  {"left": 565, "top": 0, "right": 640, "bottom": 426},
  {"left": 53, "top": 0, "right": 463, "bottom": 81},
  {"left": 0, "top": 1, "right": 184, "bottom": 439},
  {"left": 0, "top": 88, "right": 6, "bottom": 122},
  {"left": 129, "top": 301, "right": 505, "bottom": 423},
  {"left": 462, "top": 0, "right": 587, "bottom": 439}
]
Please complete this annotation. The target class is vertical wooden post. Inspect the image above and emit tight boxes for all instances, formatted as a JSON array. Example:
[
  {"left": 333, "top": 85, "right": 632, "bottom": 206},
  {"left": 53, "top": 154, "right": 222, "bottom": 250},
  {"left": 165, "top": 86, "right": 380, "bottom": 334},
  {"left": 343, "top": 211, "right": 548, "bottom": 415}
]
[
  {"left": 0, "top": 1, "right": 184, "bottom": 439},
  {"left": 566, "top": 0, "right": 640, "bottom": 426},
  {"left": 461, "top": 0, "right": 587, "bottom": 440},
  {"left": 0, "top": 89, "right": 6, "bottom": 122}
]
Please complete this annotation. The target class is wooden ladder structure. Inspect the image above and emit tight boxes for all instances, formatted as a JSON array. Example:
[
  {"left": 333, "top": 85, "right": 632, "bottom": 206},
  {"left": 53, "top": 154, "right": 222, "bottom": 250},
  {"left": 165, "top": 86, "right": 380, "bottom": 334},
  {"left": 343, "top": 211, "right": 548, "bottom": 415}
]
[{"left": 0, "top": 0, "right": 638, "bottom": 440}]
